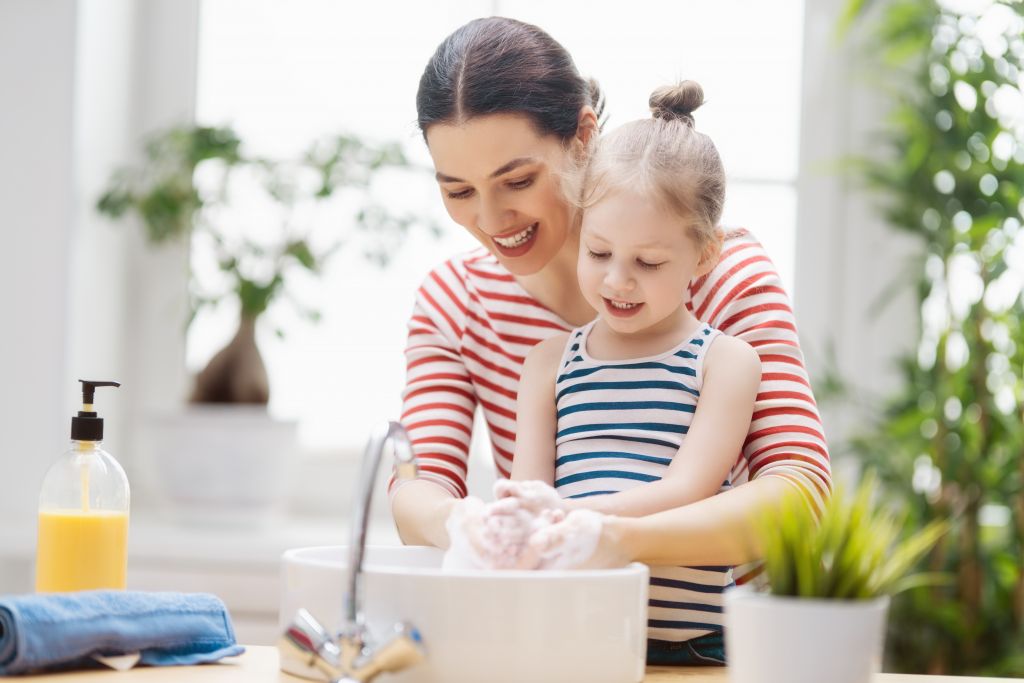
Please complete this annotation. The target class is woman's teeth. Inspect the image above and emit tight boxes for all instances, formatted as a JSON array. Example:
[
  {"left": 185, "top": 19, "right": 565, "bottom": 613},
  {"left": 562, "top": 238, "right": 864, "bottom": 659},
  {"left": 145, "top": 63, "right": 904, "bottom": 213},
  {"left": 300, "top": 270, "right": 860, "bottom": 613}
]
[{"left": 493, "top": 223, "right": 537, "bottom": 248}]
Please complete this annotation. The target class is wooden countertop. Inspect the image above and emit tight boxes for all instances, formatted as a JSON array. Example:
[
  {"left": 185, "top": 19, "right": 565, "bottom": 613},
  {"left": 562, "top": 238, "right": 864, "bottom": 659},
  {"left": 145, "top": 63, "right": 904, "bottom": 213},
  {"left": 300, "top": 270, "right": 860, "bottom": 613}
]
[{"left": 21, "top": 646, "right": 1017, "bottom": 682}]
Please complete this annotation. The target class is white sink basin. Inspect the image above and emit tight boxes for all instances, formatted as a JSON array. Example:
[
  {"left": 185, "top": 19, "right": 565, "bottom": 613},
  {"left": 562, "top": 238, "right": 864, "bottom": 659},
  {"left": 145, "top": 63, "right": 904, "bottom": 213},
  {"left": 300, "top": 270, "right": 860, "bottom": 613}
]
[{"left": 280, "top": 545, "right": 649, "bottom": 683}]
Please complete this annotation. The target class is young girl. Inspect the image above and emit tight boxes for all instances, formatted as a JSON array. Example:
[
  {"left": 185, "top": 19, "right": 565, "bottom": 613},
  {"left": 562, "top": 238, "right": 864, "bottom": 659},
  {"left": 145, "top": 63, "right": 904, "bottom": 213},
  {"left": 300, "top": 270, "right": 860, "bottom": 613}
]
[{"left": 509, "top": 80, "right": 761, "bottom": 664}]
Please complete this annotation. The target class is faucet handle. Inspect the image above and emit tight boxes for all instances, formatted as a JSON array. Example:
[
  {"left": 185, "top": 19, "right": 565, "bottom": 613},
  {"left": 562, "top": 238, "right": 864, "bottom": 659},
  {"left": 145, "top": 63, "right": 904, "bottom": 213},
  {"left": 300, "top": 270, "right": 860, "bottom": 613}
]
[
  {"left": 279, "top": 609, "right": 343, "bottom": 681},
  {"left": 349, "top": 621, "right": 426, "bottom": 681}
]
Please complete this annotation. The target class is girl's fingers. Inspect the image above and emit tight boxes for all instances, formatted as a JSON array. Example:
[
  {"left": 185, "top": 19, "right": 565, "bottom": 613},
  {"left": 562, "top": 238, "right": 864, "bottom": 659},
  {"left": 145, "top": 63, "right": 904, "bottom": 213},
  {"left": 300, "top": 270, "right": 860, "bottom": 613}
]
[{"left": 488, "top": 497, "right": 522, "bottom": 515}]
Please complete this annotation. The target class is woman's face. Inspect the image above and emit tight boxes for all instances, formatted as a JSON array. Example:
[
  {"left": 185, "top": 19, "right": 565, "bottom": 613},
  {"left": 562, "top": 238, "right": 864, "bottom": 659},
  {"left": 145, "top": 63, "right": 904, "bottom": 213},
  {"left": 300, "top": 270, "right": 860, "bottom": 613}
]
[{"left": 425, "top": 114, "right": 576, "bottom": 276}]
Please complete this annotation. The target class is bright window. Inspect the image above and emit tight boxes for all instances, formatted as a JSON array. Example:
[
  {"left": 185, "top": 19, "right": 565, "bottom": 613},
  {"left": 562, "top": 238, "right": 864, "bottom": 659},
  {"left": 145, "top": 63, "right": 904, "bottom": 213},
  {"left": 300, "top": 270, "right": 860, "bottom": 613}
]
[{"left": 194, "top": 0, "right": 805, "bottom": 450}]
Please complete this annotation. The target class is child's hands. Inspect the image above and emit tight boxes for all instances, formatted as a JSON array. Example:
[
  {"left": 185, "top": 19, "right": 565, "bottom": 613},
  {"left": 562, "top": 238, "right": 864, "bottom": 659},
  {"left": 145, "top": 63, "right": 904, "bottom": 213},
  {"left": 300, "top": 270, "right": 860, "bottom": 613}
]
[
  {"left": 526, "top": 509, "right": 604, "bottom": 569},
  {"left": 443, "top": 496, "right": 548, "bottom": 570},
  {"left": 443, "top": 482, "right": 622, "bottom": 571},
  {"left": 493, "top": 479, "right": 568, "bottom": 514},
  {"left": 527, "top": 512, "right": 630, "bottom": 570}
]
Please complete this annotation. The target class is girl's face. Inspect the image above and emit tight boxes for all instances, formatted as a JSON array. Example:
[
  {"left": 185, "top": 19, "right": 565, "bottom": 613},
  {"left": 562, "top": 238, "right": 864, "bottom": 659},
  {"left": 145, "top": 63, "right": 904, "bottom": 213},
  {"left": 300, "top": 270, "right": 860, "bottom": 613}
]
[
  {"left": 425, "top": 114, "right": 577, "bottom": 276},
  {"left": 578, "top": 188, "right": 711, "bottom": 337}
]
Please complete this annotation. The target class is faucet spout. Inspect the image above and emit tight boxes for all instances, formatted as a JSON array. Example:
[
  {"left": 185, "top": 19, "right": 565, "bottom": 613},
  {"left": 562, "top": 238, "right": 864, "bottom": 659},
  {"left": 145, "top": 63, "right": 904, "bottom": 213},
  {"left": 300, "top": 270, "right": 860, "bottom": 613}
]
[
  {"left": 343, "top": 420, "right": 416, "bottom": 633},
  {"left": 279, "top": 420, "right": 424, "bottom": 683}
]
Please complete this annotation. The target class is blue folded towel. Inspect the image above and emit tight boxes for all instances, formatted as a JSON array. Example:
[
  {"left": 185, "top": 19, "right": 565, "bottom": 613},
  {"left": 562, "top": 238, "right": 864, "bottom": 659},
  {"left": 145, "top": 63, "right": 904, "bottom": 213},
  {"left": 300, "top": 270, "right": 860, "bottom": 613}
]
[{"left": 0, "top": 591, "right": 245, "bottom": 675}]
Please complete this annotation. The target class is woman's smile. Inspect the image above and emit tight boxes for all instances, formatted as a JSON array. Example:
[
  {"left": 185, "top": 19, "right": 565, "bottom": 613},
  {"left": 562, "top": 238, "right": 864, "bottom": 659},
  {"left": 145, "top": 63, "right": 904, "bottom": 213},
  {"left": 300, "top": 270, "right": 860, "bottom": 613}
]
[{"left": 491, "top": 222, "right": 540, "bottom": 255}]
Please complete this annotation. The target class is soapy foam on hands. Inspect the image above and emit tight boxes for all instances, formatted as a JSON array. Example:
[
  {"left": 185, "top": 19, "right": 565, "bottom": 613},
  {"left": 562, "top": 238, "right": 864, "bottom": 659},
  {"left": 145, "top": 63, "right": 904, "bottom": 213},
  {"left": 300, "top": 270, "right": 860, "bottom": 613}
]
[{"left": 442, "top": 481, "right": 603, "bottom": 571}]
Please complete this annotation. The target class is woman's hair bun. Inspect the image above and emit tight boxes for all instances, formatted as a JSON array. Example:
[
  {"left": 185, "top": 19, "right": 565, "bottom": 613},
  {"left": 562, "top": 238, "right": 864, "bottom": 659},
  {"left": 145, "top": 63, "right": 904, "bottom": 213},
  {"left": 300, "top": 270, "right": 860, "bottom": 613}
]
[{"left": 649, "top": 80, "right": 704, "bottom": 127}]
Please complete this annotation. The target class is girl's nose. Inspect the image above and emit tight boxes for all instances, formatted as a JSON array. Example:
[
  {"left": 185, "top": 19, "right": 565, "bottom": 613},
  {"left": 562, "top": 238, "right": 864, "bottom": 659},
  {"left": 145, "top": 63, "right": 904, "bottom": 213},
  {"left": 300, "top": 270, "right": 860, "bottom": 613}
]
[{"left": 603, "top": 261, "right": 635, "bottom": 292}]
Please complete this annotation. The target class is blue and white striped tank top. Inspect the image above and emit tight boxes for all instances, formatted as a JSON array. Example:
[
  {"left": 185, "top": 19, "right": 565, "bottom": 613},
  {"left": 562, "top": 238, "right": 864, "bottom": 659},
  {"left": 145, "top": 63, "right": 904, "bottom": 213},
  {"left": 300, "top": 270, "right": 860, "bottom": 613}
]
[{"left": 554, "top": 319, "right": 735, "bottom": 643}]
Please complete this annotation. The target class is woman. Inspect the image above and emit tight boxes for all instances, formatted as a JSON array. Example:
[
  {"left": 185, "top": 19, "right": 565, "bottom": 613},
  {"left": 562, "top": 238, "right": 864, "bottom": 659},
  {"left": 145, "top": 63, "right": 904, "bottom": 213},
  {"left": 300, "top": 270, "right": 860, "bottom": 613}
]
[{"left": 391, "top": 14, "right": 829, "bottom": 596}]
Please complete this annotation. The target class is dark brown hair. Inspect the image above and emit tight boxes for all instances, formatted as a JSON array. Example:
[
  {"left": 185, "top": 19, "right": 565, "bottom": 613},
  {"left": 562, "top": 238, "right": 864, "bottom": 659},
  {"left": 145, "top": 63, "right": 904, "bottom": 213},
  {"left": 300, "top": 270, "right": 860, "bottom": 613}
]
[{"left": 416, "top": 17, "right": 605, "bottom": 142}]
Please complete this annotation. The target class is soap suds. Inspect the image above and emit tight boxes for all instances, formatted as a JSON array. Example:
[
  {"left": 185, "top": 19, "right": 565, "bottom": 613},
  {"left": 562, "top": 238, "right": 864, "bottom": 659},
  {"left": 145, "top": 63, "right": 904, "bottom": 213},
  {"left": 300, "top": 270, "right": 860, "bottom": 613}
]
[{"left": 443, "top": 481, "right": 603, "bottom": 571}]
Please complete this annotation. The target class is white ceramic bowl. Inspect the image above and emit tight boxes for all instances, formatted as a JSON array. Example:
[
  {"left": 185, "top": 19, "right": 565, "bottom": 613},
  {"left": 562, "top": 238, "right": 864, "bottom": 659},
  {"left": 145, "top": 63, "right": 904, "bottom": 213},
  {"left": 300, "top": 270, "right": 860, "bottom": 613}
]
[{"left": 280, "top": 545, "right": 649, "bottom": 683}]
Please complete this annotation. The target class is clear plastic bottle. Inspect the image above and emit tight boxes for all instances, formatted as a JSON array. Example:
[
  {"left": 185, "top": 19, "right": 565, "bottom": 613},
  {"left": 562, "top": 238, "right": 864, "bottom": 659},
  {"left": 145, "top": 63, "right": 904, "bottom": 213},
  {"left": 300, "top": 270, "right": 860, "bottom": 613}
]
[{"left": 35, "top": 381, "right": 129, "bottom": 592}]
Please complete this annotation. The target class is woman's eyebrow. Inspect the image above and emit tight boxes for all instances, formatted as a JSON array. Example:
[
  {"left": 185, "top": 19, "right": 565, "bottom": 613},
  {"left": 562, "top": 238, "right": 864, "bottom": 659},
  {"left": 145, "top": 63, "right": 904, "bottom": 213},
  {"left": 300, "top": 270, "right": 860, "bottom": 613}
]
[
  {"left": 490, "top": 157, "right": 537, "bottom": 178},
  {"left": 435, "top": 157, "right": 538, "bottom": 183}
]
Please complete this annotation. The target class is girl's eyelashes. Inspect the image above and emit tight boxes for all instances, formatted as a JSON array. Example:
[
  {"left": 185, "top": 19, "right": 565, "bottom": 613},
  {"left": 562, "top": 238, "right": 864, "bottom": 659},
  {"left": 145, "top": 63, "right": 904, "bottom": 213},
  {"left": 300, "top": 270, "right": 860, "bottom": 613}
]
[
  {"left": 587, "top": 249, "right": 665, "bottom": 271},
  {"left": 507, "top": 176, "right": 534, "bottom": 191},
  {"left": 445, "top": 187, "right": 474, "bottom": 200}
]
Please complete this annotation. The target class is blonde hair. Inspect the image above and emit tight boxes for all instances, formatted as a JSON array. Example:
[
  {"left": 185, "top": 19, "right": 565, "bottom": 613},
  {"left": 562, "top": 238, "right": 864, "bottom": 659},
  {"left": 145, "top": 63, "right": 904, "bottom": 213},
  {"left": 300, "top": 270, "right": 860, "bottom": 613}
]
[{"left": 566, "top": 80, "right": 726, "bottom": 252}]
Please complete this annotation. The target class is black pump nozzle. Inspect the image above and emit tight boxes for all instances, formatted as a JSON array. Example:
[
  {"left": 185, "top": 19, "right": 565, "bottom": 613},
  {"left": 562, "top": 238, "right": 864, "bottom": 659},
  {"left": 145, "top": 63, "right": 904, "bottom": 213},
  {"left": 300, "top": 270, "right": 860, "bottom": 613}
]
[
  {"left": 80, "top": 380, "right": 121, "bottom": 406},
  {"left": 72, "top": 380, "right": 121, "bottom": 441}
]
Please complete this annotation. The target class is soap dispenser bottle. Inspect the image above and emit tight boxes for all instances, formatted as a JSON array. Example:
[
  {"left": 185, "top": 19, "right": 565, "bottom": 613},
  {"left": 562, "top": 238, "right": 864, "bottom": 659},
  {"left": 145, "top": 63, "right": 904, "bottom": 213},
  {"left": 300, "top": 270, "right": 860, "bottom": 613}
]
[{"left": 35, "top": 380, "right": 130, "bottom": 593}]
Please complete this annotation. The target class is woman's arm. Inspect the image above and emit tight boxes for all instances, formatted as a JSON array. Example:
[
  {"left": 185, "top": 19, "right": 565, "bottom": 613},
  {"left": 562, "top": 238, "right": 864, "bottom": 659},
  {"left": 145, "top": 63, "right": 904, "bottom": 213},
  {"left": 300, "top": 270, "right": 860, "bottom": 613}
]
[
  {"left": 572, "top": 335, "right": 761, "bottom": 517},
  {"left": 509, "top": 335, "right": 565, "bottom": 484},
  {"left": 602, "top": 475, "right": 799, "bottom": 566},
  {"left": 695, "top": 231, "right": 832, "bottom": 511},
  {"left": 392, "top": 480, "right": 459, "bottom": 548},
  {"left": 389, "top": 262, "right": 478, "bottom": 548}
]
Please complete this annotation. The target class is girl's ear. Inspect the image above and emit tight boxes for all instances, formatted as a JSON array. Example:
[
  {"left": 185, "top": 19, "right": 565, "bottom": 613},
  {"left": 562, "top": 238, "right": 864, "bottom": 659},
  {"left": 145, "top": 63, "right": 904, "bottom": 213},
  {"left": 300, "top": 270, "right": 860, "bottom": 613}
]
[{"left": 696, "top": 231, "right": 724, "bottom": 277}]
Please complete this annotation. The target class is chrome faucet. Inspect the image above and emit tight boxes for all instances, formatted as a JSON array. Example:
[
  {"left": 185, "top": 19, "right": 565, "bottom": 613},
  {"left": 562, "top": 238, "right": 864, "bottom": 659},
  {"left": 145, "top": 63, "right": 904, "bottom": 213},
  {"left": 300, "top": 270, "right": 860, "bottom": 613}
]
[{"left": 279, "top": 421, "right": 426, "bottom": 682}]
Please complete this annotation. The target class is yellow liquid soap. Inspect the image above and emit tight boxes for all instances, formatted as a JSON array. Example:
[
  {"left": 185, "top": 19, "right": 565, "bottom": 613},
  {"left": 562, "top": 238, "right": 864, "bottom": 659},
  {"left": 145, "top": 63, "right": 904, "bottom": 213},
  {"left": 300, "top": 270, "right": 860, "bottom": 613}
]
[{"left": 35, "top": 509, "right": 129, "bottom": 592}]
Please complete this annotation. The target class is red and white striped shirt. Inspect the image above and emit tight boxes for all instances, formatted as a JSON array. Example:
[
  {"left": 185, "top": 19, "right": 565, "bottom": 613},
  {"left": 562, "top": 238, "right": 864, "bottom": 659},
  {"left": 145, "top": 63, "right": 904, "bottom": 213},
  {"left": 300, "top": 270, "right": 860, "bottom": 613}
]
[{"left": 396, "top": 229, "right": 831, "bottom": 511}]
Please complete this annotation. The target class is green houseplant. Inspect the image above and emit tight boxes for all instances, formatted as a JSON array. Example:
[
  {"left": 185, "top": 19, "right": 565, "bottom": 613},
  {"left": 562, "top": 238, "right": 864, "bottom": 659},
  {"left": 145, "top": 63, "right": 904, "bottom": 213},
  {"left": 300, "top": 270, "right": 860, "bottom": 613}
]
[
  {"left": 725, "top": 474, "right": 946, "bottom": 683},
  {"left": 97, "top": 124, "right": 435, "bottom": 523},
  {"left": 837, "top": 0, "right": 1024, "bottom": 674},
  {"left": 98, "top": 124, "right": 428, "bottom": 404}
]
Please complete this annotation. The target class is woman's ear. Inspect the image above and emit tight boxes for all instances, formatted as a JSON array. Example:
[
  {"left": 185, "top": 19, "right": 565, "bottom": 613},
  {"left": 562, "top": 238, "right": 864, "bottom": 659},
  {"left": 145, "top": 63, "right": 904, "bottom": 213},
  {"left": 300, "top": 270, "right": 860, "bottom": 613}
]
[
  {"left": 576, "top": 106, "right": 599, "bottom": 147},
  {"left": 696, "top": 231, "right": 724, "bottom": 277}
]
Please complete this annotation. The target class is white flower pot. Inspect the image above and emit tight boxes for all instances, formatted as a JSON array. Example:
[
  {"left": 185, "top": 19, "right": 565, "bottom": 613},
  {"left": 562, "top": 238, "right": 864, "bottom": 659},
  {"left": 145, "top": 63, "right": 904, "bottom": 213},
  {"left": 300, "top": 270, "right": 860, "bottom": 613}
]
[
  {"left": 148, "top": 406, "right": 297, "bottom": 527},
  {"left": 724, "top": 585, "right": 889, "bottom": 683}
]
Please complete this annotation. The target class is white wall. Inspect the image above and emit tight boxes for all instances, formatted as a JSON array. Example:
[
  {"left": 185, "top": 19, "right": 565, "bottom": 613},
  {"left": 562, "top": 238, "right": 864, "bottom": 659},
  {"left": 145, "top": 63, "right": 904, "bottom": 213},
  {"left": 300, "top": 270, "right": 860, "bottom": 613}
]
[
  {"left": 115, "top": 0, "right": 199, "bottom": 502},
  {"left": 0, "top": 0, "right": 198, "bottom": 592},
  {"left": 795, "top": 0, "right": 921, "bottom": 467},
  {"left": 0, "top": 0, "right": 78, "bottom": 535},
  {"left": 68, "top": 0, "right": 137, "bottom": 493}
]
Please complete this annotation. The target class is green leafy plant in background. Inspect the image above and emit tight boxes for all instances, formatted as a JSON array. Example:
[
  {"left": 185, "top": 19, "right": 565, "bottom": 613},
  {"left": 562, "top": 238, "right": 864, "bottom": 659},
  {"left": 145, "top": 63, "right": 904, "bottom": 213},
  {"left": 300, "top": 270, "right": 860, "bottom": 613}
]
[
  {"left": 842, "top": 0, "right": 1024, "bottom": 674},
  {"left": 760, "top": 472, "right": 947, "bottom": 600},
  {"left": 98, "top": 125, "right": 436, "bottom": 405}
]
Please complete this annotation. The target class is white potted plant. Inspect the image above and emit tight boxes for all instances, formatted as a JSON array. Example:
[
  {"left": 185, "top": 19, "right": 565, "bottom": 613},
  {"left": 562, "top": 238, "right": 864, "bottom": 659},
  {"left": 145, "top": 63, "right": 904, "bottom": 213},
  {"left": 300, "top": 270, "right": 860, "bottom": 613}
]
[
  {"left": 724, "top": 472, "right": 947, "bottom": 683},
  {"left": 98, "top": 125, "right": 433, "bottom": 525}
]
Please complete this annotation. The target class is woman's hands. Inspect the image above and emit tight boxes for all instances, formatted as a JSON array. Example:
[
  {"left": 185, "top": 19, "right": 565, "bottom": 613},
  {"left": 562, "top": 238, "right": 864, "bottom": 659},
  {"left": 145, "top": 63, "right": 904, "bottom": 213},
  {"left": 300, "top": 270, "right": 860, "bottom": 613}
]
[{"left": 443, "top": 480, "right": 631, "bottom": 570}]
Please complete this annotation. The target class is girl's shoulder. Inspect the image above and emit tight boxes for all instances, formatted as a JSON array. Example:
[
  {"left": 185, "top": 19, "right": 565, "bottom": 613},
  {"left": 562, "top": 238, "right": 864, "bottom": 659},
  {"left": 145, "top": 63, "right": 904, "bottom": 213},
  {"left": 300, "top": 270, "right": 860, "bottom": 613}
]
[
  {"left": 526, "top": 331, "right": 572, "bottom": 363},
  {"left": 521, "top": 332, "right": 572, "bottom": 383},
  {"left": 703, "top": 331, "right": 760, "bottom": 380}
]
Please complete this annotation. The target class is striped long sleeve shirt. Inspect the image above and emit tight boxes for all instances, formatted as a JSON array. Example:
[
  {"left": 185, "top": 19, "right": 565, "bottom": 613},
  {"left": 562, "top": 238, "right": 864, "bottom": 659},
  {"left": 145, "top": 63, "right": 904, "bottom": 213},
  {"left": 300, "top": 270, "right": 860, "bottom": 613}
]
[{"left": 395, "top": 229, "right": 831, "bottom": 513}]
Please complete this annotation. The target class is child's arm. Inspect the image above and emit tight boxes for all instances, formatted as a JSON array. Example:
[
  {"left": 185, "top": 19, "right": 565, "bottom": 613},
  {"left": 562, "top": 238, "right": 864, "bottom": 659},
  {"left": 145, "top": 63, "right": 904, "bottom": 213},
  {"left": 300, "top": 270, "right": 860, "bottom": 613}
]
[
  {"left": 571, "top": 334, "right": 761, "bottom": 517},
  {"left": 510, "top": 334, "right": 567, "bottom": 485}
]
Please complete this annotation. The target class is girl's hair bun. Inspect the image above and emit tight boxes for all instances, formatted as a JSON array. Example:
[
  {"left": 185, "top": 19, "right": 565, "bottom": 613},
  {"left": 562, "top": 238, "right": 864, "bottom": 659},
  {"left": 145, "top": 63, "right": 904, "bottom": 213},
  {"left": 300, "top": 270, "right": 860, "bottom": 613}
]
[{"left": 649, "top": 80, "right": 704, "bottom": 127}]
